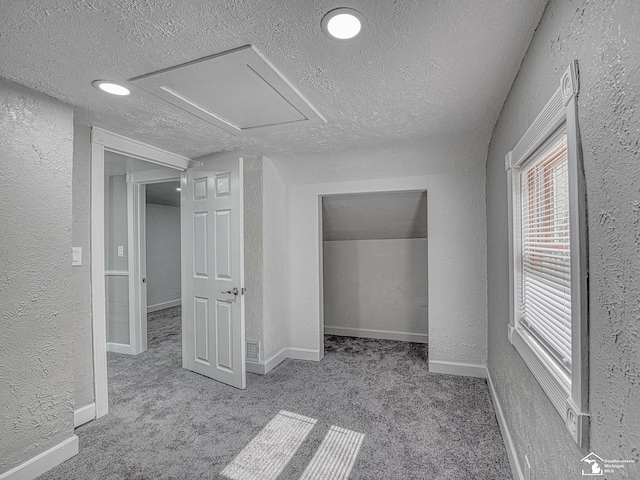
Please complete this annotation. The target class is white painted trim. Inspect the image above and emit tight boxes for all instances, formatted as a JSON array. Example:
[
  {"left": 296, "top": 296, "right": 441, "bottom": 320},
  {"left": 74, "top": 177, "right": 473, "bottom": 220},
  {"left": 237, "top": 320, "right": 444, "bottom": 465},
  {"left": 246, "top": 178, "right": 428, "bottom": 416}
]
[
  {"left": 325, "top": 326, "right": 428, "bottom": 344},
  {"left": 92, "top": 128, "right": 191, "bottom": 418},
  {"left": 317, "top": 195, "right": 325, "bottom": 362},
  {"left": 129, "top": 169, "right": 182, "bottom": 184},
  {"left": 245, "top": 361, "right": 266, "bottom": 375},
  {"left": 91, "top": 127, "right": 197, "bottom": 171},
  {"left": 106, "top": 342, "right": 131, "bottom": 354},
  {"left": 287, "top": 347, "right": 322, "bottom": 362},
  {"left": 127, "top": 168, "right": 181, "bottom": 356},
  {"left": 317, "top": 189, "right": 430, "bottom": 362},
  {"left": 127, "top": 180, "right": 147, "bottom": 355},
  {"left": 246, "top": 348, "right": 289, "bottom": 375},
  {"left": 246, "top": 347, "right": 316, "bottom": 375},
  {"left": 104, "top": 270, "right": 129, "bottom": 276},
  {"left": 429, "top": 360, "right": 487, "bottom": 378},
  {"left": 511, "top": 327, "right": 569, "bottom": 417},
  {"left": 74, "top": 403, "right": 96, "bottom": 428},
  {"left": 238, "top": 157, "right": 247, "bottom": 386},
  {"left": 0, "top": 435, "right": 79, "bottom": 480},
  {"left": 486, "top": 369, "right": 524, "bottom": 480},
  {"left": 505, "top": 61, "right": 589, "bottom": 448},
  {"left": 264, "top": 348, "right": 289, "bottom": 372},
  {"left": 90, "top": 135, "right": 109, "bottom": 419},
  {"left": 147, "top": 299, "right": 182, "bottom": 313}
]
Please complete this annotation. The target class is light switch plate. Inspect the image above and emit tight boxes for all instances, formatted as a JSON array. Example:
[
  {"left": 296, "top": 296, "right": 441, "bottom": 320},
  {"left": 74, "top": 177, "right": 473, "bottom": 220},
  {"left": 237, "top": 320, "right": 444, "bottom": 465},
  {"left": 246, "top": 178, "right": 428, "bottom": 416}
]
[
  {"left": 118, "top": 245, "right": 124, "bottom": 257},
  {"left": 72, "top": 247, "right": 82, "bottom": 266}
]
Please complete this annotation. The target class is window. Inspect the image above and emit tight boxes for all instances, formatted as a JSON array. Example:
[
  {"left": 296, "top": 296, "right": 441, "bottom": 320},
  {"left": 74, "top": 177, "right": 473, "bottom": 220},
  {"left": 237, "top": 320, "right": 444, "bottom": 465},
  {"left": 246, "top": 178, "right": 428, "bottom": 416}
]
[
  {"left": 521, "top": 130, "right": 571, "bottom": 378},
  {"left": 506, "top": 61, "right": 589, "bottom": 448}
]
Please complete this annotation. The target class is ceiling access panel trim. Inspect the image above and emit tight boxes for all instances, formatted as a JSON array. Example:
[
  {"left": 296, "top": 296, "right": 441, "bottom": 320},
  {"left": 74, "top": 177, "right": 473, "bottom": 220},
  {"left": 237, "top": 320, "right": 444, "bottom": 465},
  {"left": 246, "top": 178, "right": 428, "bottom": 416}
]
[{"left": 130, "top": 45, "right": 326, "bottom": 137}]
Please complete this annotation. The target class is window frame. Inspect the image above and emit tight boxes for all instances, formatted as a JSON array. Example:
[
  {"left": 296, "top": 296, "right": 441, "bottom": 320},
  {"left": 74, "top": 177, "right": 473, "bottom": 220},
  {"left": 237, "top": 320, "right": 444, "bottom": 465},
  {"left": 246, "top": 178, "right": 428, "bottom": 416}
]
[{"left": 505, "top": 61, "right": 589, "bottom": 448}]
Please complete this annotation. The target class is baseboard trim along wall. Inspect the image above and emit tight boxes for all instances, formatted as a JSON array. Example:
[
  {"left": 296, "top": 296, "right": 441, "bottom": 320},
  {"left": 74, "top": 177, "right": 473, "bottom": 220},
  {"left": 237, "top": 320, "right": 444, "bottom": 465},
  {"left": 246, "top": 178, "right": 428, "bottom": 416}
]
[
  {"left": 246, "top": 348, "right": 288, "bottom": 375},
  {"left": 73, "top": 403, "right": 96, "bottom": 428},
  {"left": 286, "top": 347, "right": 321, "bottom": 362},
  {"left": 246, "top": 348, "right": 321, "bottom": 375},
  {"left": 147, "top": 299, "right": 181, "bottom": 313},
  {"left": 429, "top": 360, "right": 487, "bottom": 378},
  {"left": 106, "top": 342, "right": 131, "bottom": 354},
  {"left": 486, "top": 368, "right": 524, "bottom": 480},
  {"left": 325, "top": 325, "right": 428, "bottom": 344},
  {"left": 0, "top": 435, "right": 79, "bottom": 480}
]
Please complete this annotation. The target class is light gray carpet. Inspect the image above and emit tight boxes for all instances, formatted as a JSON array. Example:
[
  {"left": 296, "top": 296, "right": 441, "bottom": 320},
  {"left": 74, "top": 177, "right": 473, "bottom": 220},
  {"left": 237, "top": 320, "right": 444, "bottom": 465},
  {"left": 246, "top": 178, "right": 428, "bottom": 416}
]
[{"left": 42, "top": 307, "right": 511, "bottom": 479}]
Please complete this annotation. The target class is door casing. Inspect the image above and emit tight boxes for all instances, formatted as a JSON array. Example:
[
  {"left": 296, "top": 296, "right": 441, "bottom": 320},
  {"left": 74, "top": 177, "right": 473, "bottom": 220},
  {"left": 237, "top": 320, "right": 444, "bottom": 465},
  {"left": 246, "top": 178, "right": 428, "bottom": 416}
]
[
  {"left": 90, "top": 127, "right": 194, "bottom": 418},
  {"left": 127, "top": 169, "right": 182, "bottom": 355}
]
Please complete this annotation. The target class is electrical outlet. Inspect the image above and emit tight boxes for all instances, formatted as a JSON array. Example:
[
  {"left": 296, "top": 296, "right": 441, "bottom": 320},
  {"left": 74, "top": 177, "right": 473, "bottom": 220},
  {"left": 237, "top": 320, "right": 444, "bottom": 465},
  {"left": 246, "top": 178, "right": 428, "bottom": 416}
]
[
  {"left": 117, "top": 245, "right": 124, "bottom": 257},
  {"left": 524, "top": 455, "right": 532, "bottom": 480}
]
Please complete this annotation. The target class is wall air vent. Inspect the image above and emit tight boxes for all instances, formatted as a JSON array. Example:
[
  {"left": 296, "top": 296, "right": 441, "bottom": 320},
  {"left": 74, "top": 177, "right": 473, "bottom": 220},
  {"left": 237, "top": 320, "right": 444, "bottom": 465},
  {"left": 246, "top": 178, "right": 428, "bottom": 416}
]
[
  {"left": 130, "top": 45, "right": 325, "bottom": 137},
  {"left": 246, "top": 341, "right": 260, "bottom": 361}
]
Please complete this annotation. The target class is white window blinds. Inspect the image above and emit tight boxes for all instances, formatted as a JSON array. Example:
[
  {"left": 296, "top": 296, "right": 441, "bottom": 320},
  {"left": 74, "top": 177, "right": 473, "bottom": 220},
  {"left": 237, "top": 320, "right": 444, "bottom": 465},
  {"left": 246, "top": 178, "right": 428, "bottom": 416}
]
[{"left": 520, "top": 131, "right": 572, "bottom": 375}]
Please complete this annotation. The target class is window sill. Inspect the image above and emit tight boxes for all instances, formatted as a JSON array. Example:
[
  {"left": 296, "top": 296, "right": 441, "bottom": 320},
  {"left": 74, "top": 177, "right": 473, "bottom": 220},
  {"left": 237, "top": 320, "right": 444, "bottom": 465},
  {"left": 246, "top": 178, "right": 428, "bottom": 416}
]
[{"left": 508, "top": 324, "right": 589, "bottom": 448}]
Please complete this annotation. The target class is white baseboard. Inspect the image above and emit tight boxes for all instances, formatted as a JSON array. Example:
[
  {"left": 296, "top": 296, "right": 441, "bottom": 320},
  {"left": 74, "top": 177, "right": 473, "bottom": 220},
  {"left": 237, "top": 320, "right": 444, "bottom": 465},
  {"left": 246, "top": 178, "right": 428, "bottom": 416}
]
[
  {"left": 429, "top": 360, "right": 487, "bottom": 378},
  {"left": 325, "top": 325, "right": 428, "bottom": 344},
  {"left": 486, "top": 368, "right": 524, "bottom": 480},
  {"left": 106, "top": 342, "right": 131, "bottom": 354},
  {"left": 147, "top": 299, "right": 181, "bottom": 313},
  {"left": 245, "top": 360, "right": 265, "bottom": 375},
  {"left": 246, "top": 347, "right": 289, "bottom": 375},
  {"left": 246, "top": 347, "right": 320, "bottom": 375},
  {"left": 263, "top": 348, "right": 288, "bottom": 373},
  {"left": 0, "top": 435, "right": 79, "bottom": 480},
  {"left": 287, "top": 347, "right": 321, "bottom": 362},
  {"left": 74, "top": 403, "right": 95, "bottom": 428}
]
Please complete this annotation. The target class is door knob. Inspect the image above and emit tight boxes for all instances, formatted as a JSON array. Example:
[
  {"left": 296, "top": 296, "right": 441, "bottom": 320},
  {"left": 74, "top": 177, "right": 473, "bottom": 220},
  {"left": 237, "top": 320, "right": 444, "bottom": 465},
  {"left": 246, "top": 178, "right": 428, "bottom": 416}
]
[{"left": 221, "top": 287, "right": 239, "bottom": 296}]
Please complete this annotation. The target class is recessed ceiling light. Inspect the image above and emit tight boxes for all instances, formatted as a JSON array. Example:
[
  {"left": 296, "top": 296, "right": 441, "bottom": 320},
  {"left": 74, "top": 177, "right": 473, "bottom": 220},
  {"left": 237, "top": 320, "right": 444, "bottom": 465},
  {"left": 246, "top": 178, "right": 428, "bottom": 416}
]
[
  {"left": 321, "top": 8, "right": 363, "bottom": 40},
  {"left": 176, "top": 187, "right": 182, "bottom": 192},
  {"left": 92, "top": 80, "right": 131, "bottom": 96}
]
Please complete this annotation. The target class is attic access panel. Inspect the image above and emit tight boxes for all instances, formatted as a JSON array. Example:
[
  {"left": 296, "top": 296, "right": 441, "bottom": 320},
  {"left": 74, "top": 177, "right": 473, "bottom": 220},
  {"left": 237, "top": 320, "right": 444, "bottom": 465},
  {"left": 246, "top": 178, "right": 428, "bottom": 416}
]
[{"left": 131, "top": 45, "right": 325, "bottom": 136}]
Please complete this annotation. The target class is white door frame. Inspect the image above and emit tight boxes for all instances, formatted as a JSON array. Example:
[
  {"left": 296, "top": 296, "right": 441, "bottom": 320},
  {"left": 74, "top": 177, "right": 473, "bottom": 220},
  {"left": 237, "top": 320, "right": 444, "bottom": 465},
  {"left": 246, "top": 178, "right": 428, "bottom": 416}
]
[
  {"left": 127, "top": 169, "right": 182, "bottom": 355},
  {"left": 317, "top": 189, "right": 429, "bottom": 354},
  {"left": 90, "top": 127, "right": 196, "bottom": 418}
]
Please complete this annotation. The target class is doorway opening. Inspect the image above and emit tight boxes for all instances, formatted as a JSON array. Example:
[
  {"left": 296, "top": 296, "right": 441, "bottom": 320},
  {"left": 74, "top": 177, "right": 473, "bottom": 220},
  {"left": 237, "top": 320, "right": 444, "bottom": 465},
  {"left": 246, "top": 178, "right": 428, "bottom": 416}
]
[
  {"left": 144, "top": 181, "right": 182, "bottom": 350},
  {"left": 92, "top": 129, "right": 249, "bottom": 420},
  {"left": 103, "top": 152, "right": 182, "bottom": 361},
  {"left": 320, "top": 191, "right": 428, "bottom": 354}
]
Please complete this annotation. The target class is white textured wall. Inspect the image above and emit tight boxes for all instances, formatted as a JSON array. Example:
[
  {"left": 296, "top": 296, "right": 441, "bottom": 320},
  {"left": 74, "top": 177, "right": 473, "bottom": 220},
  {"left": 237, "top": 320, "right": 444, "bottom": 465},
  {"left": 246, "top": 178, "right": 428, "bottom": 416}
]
[
  {"left": 0, "top": 80, "right": 75, "bottom": 474},
  {"left": 72, "top": 122, "right": 94, "bottom": 408},
  {"left": 262, "top": 157, "right": 288, "bottom": 360},
  {"left": 287, "top": 173, "right": 487, "bottom": 365},
  {"left": 105, "top": 175, "right": 129, "bottom": 344},
  {"left": 323, "top": 239, "right": 428, "bottom": 339},
  {"left": 486, "top": 0, "right": 640, "bottom": 477},
  {"left": 145, "top": 203, "right": 181, "bottom": 309},
  {"left": 244, "top": 158, "right": 264, "bottom": 351}
]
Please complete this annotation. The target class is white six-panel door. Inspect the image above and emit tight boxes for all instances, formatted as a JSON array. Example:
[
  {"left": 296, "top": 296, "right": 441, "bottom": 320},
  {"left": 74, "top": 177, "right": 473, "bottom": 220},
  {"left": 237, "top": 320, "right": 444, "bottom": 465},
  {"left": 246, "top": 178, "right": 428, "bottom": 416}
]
[{"left": 181, "top": 157, "right": 246, "bottom": 389}]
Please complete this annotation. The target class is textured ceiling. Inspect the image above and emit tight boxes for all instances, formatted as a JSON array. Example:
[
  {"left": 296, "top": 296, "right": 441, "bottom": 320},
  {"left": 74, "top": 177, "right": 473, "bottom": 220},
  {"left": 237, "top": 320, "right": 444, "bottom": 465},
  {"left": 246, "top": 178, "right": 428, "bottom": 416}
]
[
  {"left": 322, "top": 191, "right": 427, "bottom": 241},
  {"left": 0, "top": 0, "right": 547, "bottom": 184}
]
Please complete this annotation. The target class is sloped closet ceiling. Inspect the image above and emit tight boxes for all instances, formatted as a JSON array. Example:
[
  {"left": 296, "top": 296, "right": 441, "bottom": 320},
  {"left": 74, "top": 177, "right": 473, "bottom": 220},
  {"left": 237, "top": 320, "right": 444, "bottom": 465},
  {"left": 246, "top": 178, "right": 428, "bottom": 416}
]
[{"left": 0, "top": 0, "right": 546, "bottom": 182}]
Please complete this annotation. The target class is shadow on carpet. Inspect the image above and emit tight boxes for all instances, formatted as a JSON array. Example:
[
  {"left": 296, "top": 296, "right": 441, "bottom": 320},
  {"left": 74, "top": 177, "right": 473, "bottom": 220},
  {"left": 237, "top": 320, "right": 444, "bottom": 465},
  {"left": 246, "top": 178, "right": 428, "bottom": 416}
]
[{"left": 42, "top": 308, "right": 510, "bottom": 479}]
